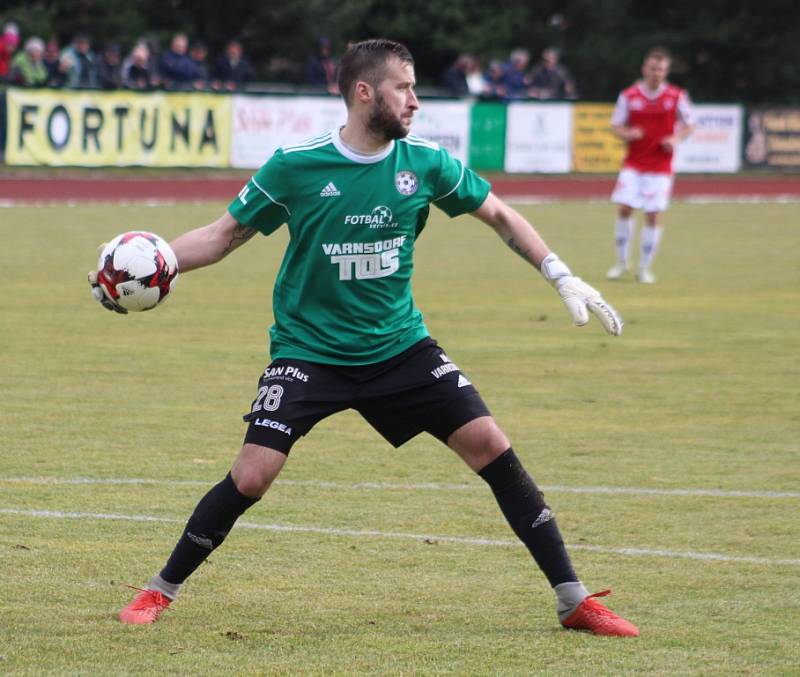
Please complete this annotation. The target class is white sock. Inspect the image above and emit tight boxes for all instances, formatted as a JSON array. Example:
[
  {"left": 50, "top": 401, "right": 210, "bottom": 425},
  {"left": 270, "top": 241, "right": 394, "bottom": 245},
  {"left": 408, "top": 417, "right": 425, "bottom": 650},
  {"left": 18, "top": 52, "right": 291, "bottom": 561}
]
[
  {"left": 614, "top": 216, "right": 634, "bottom": 266},
  {"left": 639, "top": 225, "right": 663, "bottom": 270},
  {"left": 555, "top": 580, "right": 590, "bottom": 622},
  {"left": 148, "top": 574, "right": 181, "bottom": 600}
]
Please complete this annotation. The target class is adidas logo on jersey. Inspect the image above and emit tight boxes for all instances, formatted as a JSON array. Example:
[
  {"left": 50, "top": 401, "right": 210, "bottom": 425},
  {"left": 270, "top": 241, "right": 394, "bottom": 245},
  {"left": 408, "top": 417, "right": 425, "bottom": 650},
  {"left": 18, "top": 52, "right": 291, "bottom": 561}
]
[
  {"left": 457, "top": 374, "right": 471, "bottom": 388},
  {"left": 320, "top": 182, "right": 341, "bottom": 197}
]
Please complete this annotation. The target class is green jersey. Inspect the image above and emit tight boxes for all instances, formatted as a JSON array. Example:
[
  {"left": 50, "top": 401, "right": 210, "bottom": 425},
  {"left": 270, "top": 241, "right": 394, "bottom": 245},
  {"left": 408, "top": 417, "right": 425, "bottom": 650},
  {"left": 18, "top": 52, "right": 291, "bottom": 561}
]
[{"left": 228, "top": 130, "right": 491, "bottom": 365}]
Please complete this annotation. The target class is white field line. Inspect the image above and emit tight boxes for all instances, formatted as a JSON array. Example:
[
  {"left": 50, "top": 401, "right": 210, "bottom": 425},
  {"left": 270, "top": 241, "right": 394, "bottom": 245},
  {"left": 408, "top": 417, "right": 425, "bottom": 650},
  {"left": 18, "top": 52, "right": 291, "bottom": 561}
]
[
  {"left": 1, "top": 506, "right": 798, "bottom": 567},
  {"left": 682, "top": 195, "right": 800, "bottom": 204},
  {"left": 1, "top": 475, "right": 798, "bottom": 499}
]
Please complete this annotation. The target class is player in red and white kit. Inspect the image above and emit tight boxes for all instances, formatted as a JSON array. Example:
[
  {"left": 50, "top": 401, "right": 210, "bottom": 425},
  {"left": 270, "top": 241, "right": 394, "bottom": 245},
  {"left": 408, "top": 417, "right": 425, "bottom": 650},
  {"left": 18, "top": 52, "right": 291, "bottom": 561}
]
[{"left": 607, "top": 48, "right": 694, "bottom": 283}]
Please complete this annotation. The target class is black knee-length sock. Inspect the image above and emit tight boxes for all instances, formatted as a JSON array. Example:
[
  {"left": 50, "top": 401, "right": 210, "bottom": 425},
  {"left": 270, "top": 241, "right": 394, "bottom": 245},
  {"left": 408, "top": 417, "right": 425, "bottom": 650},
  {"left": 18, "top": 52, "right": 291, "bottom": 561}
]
[
  {"left": 478, "top": 448, "right": 577, "bottom": 587},
  {"left": 159, "top": 472, "right": 260, "bottom": 584}
]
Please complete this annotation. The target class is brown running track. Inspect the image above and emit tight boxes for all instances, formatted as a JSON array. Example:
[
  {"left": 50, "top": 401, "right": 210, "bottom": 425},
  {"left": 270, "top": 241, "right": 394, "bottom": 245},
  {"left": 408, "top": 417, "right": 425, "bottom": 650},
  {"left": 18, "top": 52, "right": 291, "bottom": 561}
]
[{"left": 1, "top": 175, "right": 800, "bottom": 203}]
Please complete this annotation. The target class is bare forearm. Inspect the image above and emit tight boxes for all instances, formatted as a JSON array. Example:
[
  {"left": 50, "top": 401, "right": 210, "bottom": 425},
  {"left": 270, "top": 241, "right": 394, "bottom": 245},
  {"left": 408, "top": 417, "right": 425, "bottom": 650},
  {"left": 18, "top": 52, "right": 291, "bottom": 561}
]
[
  {"left": 170, "top": 212, "right": 257, "bottom": 273},
  {"left": 473, "top": 192, "right": 551, "bottom": 269},
  {"left": 676, "top": 123, "right": 694, "bottom": 142},
  {"left": 499, "top": 220, "right": 551, "bottom": 270},
  {"left": 611, "top": 124, "right": 642, "bottom": 142}
]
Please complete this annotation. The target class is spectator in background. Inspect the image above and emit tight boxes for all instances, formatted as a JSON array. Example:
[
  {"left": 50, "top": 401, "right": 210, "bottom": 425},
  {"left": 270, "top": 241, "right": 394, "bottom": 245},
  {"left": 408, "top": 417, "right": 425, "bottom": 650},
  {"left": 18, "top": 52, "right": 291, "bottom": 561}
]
[
  {"left": 54, "top": 52, "right": 75, "bottom": 88},
  {"left": 212, "top": 39, "right": 253, "bottom": 91},
  {"left": 441, "top": 54, "right": 469, "bottom": 96},
  {"left": 10, "top": 36, "right": 48, "bottom": 87},
  {"left": 62, "top": 33, "right": 98, "bottom": 88},
  {"left": 528, "top": 47, "right": 578, "bottom": 100},
  {"left": 464, "top": 55, "right": 485, "bottom": 97},
  {"left": 481, "top": 59, "right": 507, "bottom": 100},
  {"left": 122, "top": 41, "right": 158, "bottom": 90},
  {"left": 0, "top": 22, "right": 21, "bottom": 81},
  {"left": 138, "top": 35, "right": 161, "bottom": 78},
  {"left": 442, "top": 53, "right": 486, "bottom": 97},
  {"left": 305, "top": 36, "right": 338, "bottom": 94},
  {"left": 159, "top": 32, "right": 199, "bottom": 90},
  {"left": 189, "top": 40, "right": 209, "bottom": 89},
  {"left": 97, "top": 42, "right": 123, "bottom": 89},
  {"left": 43, "top": 39, "right": 64, "bottom": 86},
  {"left": 502, "top": 48, "right": 531, "bottom": 99}
]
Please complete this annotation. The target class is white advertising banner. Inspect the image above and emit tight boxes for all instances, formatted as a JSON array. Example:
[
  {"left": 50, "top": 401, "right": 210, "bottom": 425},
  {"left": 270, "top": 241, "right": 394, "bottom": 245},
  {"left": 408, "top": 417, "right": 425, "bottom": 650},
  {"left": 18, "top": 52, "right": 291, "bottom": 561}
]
[
  {"left": 231, "top": 97, "right": 470, "bottom": 168},
  {"left": 409, "top": 100, "right": 471, "bottom": 164},
  {"left": 674, "top": 104, "right": 743, "bottom": 173},
  {"left": 504, "top": 102, "right": 573, "bottom": 173},
  {"left": 231, "top": 95, "right": 347, "bottom": 168}
]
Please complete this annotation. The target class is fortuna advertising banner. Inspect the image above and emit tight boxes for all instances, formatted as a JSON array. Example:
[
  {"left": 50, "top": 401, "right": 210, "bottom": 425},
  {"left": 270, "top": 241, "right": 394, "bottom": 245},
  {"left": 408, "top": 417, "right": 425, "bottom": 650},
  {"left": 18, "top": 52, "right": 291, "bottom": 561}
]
[
  {"left": 504, "top": 102, "right": 572, "bottom": 173},
  {"left": 674, "top": 104, "right": 742, "bottom": 173},
  {"left": 5, "top": 88, "right": 231, "bottom": 167}
]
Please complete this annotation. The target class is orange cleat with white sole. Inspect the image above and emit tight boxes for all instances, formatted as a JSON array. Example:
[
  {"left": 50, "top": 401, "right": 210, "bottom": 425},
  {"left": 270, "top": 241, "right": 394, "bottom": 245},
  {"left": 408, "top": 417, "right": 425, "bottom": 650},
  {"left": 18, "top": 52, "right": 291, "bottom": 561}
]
[
  {"left": 561, "top": 590, "right": 639, "bottom": 637},
  {"left": 119, "top": 587, "right": 171, "bottom": 625}
]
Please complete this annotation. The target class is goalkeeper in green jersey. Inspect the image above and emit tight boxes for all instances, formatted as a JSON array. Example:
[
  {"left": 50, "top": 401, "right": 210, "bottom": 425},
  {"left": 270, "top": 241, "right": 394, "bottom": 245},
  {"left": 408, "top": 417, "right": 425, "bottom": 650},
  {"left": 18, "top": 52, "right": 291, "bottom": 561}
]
[{"left": 95, "top": 39, "right": 636, "bottom": 636}]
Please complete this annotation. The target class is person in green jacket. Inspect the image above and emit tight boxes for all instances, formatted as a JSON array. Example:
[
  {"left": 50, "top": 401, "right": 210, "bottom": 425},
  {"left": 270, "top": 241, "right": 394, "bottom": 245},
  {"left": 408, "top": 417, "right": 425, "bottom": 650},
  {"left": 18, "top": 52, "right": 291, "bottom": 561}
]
[{"left": 10, "top": 36, "right": 48, "bottom": 87}]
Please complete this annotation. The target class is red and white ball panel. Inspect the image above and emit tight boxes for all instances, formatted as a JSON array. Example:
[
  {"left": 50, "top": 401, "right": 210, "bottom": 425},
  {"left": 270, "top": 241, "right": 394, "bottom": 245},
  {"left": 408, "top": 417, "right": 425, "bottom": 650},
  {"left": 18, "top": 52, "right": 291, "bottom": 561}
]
[{"left": 96, "top": 231, "right": 179, "bottom": 312}]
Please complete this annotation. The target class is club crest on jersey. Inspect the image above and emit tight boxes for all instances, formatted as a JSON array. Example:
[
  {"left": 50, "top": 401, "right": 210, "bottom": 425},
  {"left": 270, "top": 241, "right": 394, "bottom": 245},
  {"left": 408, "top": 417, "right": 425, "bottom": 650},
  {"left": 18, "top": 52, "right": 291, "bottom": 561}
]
[{"left": 395, "top": 171, "right": 419, "bottom": 195}]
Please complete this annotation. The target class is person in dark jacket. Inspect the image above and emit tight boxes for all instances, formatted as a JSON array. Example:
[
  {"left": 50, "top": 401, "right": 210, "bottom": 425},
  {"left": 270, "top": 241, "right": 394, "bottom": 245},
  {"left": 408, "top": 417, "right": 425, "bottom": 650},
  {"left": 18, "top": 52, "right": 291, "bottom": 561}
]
[
  {"left": 159, "top": 33, "right": 200, "bottom": 90},
  {"left": 61, "top": 33, "right": 98, "bottom": 88},
  {"left": 305, "top": 36, "right": 338, "bottom": 94},
  {"left": 212, "top": 39, "right": 253, "bottom": 91},
  {"left": 97, "top": 42, "right": 123, "bottom": 89},
  {"left": 528, "top": 47, "right": 578, "bottom": 100}
]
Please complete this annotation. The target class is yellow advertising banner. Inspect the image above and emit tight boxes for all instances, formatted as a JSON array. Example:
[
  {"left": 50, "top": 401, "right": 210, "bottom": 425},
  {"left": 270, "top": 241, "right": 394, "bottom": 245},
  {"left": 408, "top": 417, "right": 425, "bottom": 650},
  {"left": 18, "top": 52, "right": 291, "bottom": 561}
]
[
  {"left": 572, "top": 103, "right": 625, "bottom": 173},
  {"left": 6, "top": 88, "right": 231, "bottom": 167}
]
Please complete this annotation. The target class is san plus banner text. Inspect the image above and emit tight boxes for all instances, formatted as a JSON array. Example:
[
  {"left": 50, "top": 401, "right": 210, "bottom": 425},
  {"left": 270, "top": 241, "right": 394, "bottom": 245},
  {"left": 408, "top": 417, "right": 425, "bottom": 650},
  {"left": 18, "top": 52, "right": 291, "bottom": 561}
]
[{"left": 6, "top": 88, "right": 231, "bottom": 167}]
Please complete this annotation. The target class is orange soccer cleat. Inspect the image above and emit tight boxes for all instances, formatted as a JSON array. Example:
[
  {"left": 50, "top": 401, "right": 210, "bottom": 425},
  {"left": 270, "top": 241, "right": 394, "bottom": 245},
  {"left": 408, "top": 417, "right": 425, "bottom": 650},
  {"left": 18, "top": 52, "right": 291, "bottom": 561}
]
[
  {"left": 561, "top": 590, "right": 639, "bottom": 637},
  {"left": 119, "top": 587, "right": 171, "bottom": 625}
]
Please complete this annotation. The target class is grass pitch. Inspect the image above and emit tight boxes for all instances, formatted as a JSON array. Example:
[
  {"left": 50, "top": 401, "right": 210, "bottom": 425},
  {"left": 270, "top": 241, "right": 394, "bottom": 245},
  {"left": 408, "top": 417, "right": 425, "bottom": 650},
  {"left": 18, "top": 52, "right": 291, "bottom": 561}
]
[{"left": 1, "top": 198, "right": 799, "bottom": 675}]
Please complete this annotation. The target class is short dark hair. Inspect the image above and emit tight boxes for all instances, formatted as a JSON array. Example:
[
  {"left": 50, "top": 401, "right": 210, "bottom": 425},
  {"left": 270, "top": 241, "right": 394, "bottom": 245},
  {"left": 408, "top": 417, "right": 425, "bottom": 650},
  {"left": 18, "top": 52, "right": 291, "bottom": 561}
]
[
  {"left": 337, "top": 39, "right": 414, "bottom": 106},
  {"left": 644, "top": 46, "right": 671, "bottom": 63}
]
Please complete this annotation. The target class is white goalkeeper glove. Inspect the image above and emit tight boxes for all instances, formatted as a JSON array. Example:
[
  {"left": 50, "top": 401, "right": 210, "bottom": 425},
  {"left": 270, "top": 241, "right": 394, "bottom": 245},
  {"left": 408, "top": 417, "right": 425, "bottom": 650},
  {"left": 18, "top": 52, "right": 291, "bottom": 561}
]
[
  {"left": 540, "top": 253, "right": 623, "bottom": 336},
  {"left": 88, "top": 270, "right": 127, "bottom": 314},
  {"left": 88, "top": 242, "right": 128, "bottom": 314}
]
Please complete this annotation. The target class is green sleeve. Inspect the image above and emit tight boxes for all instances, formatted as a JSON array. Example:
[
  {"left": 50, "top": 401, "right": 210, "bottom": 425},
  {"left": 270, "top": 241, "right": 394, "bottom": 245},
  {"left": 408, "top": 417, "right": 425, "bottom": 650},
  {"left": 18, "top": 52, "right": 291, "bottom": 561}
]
[
  {"left": 432, "top": 148, "right": 491, "bottom": 217},
  {"left": 227, "top": 150, "right": 292, "bottom": 235}
]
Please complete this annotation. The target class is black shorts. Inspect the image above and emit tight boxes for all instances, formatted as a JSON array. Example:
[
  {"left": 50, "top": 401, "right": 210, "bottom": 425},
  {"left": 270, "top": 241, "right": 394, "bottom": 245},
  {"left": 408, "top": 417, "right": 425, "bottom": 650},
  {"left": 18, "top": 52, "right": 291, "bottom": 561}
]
[{"left": 243, "top": 337, "right": 491, "bottom": 455}]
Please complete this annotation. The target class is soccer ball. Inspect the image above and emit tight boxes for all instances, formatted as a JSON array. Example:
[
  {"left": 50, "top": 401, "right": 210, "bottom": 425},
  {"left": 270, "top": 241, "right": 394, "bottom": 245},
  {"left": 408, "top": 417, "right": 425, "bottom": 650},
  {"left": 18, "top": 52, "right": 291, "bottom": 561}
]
[{"left": 96, "top": 231, "right": 179, "bottom": 312}]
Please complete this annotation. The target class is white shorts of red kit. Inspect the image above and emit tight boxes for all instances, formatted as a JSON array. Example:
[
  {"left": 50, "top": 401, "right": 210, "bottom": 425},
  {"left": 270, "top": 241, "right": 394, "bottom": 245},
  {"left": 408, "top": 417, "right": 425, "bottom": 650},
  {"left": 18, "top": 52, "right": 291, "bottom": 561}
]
[{"left": 611, "top": 167, "right": 674, "bottom": 212}]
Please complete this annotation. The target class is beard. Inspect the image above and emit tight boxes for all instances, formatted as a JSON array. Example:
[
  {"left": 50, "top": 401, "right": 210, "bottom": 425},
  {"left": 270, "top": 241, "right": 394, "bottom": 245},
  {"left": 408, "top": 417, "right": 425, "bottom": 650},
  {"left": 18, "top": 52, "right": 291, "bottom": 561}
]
[{"left": 366, "top": 92, "right": 410, "bottom": 141}]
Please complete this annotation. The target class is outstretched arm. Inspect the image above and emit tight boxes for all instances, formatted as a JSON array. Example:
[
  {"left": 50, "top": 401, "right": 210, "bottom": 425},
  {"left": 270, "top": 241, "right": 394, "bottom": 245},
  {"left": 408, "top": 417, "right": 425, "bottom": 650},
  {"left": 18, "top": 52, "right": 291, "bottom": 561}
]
[
  {"left": 472, "top": 191, "right": 551, "bottom": 269},
  {"left": 89, "top": 210, "right": 259, "bottom": 313},
  {"left": 472, "top": 192, "right": 623, "bottom": 336},
  {"left": 170, "top": 210, "right": 258, "bottom": 273}
]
